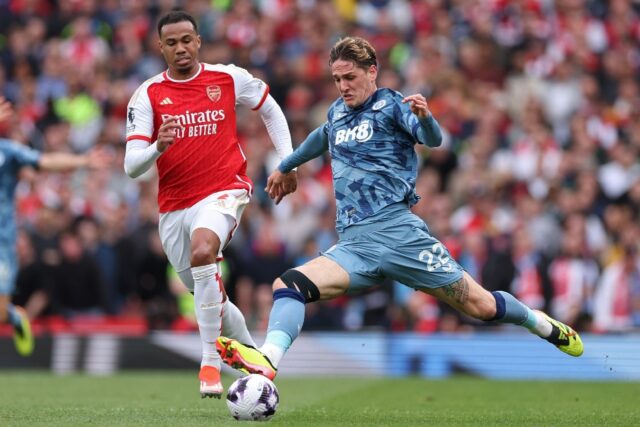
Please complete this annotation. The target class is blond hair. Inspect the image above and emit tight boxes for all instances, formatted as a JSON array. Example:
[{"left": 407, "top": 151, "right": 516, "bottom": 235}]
[{"left": 329, "top": 37, "right": 377, "bottom": 70}]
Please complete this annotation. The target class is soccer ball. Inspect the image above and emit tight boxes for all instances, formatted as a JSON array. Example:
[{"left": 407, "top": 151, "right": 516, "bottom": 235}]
[{"left": 226, "top": 374, "right": 279, "bottom": 421}]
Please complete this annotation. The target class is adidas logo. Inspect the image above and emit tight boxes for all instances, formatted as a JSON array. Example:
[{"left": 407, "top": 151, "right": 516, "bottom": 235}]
[{"left": 160, "top": 97, "right": 173, "bottom": 105}]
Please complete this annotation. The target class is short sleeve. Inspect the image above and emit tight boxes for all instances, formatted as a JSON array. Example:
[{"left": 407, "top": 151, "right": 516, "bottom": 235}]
[
  {"left": 0, "top": 139, "right": 41, "bottom": 170},
  {"left": 225, "top": 65, "right": 270, "bottom": 111}
]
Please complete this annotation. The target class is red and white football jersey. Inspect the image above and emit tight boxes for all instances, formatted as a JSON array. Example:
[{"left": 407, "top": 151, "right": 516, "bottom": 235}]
[{"left": 126, "top": 63, "right": 269, "bottom": 212}]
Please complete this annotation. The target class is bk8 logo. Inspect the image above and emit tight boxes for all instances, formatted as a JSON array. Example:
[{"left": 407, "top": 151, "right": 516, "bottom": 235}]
[{"left": 335, "top": 121, "right": 373, "bottom": 145}]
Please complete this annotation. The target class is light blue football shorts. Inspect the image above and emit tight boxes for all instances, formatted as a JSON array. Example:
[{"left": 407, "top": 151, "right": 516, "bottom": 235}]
[
  {"left": 322, "top": 208, "right": 464, "bottom": 293},
  {"left": 0, "top": 246, "right": 17, "bottom": 296}
]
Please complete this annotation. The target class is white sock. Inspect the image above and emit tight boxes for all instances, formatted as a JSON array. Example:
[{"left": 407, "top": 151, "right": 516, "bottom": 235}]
[
  {"left": 192, "top": 263, "right": 223, "bottom": 369},
  {"left": 260, "top": 342, "right": 285, "bottom": 368},
  {"left": 530, "top": 311, "right": 553, "bottom": 337},
  {"left": 222, "top": 300, "right": 256, "bottom": 347}
]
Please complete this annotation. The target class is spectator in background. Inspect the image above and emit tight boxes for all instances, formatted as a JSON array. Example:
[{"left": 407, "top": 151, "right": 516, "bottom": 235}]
[
  {"left": 594, "top": 247, "right": 639, "bottom": 332},
  {"left": 12, "top": 230, "right": 52, "bottom": 321},
  {"left": 548, "top": 214, "right": 599, "bottom": 329},
  {"left": 510, "top": 226, "right": 545, "bottom": 312},
  {"left": 134, "top": 230, "right": 177, "bottom": 330},
  {"left": 593, "top": 225, "right": 640, "bottom": 333},
  {"left": 234, "top": 207, "right": 292, "bottom": 330},
  {"left": 49, "top": 228, "right": 108, "bottom": 317}
]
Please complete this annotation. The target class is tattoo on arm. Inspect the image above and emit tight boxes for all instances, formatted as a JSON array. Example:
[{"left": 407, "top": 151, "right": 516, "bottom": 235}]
[{"left": 443, "top": 277, "right": 469, "bottom": 305}]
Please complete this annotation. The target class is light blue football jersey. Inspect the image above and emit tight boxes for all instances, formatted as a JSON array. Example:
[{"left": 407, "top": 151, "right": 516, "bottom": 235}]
[
  {"left": 0, "top": 139, "right": 40, "bottom": 294},
  {"left": 281, "top": 88, "right": 442, "bottom": 233}
]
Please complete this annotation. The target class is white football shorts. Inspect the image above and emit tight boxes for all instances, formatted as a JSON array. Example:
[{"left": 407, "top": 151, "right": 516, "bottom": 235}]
[{"left": 158, "top": 189, "right": 250, "bottom": 273}]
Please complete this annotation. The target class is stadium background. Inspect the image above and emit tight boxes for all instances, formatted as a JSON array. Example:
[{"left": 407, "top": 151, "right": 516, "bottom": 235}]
[{"left": 1, "top": 0, "right": 639, "bottom": 380}]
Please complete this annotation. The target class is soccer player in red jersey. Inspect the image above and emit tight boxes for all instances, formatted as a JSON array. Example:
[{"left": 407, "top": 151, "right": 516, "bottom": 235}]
[{"left": 124, "top": 11, "right": 296, "bottom": 398}]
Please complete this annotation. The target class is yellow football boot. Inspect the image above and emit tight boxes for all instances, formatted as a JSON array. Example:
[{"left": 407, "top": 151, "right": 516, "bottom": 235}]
[
  {"left": 13, "top": 308, "right": 34, "bottom": 356},
  {"left": 537, "top": 311, "right": 583, "bottom": 357},
  {"left": 216, "top": 336, "right": 277, "bottom": 380}
]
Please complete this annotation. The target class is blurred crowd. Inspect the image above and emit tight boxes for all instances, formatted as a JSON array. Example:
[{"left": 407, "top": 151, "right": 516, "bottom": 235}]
[{"left": 2, "top": 0, "right": 640, "bottom": 334}]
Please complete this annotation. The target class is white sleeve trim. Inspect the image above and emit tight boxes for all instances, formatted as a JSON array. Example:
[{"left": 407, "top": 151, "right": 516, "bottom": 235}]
[
  {"left": 124, "top": 139, "right": 162, "bottom": 178},
  {"left": 258, "top": 95, "right": 293, "bottom": 160}
]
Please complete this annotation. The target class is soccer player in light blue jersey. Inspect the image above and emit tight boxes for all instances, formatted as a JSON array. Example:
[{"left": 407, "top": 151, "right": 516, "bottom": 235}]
[
  {"left": 0, "top": 97, "right": 107, "bottom": 356},
  {"left": 216, "top": 37, "right": 583, "bottom": 380}
]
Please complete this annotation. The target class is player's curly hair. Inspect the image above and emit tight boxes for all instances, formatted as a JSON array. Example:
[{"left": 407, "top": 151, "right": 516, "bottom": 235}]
[
  {"left": 157, "top": 11, "right": 198, "bottom": 36},
  {"left": 329, "top": 37, "right": 377, "bottom": 70}
]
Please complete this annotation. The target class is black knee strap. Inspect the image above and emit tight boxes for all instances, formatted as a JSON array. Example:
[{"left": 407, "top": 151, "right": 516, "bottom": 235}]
[{"left": 280, "top": 269, "right": 320, "bottom": 303}]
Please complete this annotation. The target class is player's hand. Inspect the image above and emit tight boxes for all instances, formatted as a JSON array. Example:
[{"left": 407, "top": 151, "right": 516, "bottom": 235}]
[
  {"left": 280, "top": 170, "right": 298, "bottom": 196},
  {"left": 266, "top": 169, "right": 297, "bottom": 205},
  {"left": 402, "top": 94, "right": 431, "bottom": 118},
  {"left": 0, "top": 96, "right": 13, "bottom": 123},
  {"left": 86, "top": 146, "right": 114, "bottom": 170},
  {"left": 157, "top": 116, "right": 183, "bottom": 152}
]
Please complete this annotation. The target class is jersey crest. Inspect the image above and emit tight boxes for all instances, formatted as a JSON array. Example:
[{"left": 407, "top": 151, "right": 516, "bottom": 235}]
[
  {"left": 206, "top": 85, "right": 221, "bottom": 102},
  {"left": 372, "top": 100, "right": 386, "bottom": 110}
]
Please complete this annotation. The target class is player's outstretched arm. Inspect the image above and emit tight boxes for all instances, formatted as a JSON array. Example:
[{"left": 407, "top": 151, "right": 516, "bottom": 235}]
[
  {"left": 39, "top": 147, "right": 111, "bottom": 172},
  {"left": 1, "top": 97, "right": 111, "bottom": 172}
]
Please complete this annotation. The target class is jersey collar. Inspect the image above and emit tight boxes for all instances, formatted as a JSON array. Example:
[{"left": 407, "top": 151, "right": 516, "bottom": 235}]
[{"left": 163, "top": 63, "right": 204, "bottom": 83}]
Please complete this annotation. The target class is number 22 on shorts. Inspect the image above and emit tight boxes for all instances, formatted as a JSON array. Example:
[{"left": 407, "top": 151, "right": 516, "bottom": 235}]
[{"left": 419, "top": 243, "right": 453, "bottom": 272}]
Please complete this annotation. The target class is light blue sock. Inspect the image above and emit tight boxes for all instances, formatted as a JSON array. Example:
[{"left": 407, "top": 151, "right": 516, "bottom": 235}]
[
  {"left": 489, "top": 291, "right": 537, "bottom": 329},
  {"left": 6, "top": 304, "right": 22, "bottom": 327},
  {"left": 263, "top": 288, "right": 305, "bottom": 353}
]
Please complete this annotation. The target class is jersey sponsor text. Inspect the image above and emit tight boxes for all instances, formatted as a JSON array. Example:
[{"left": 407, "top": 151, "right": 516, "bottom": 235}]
[
  {"left": 335, "top": 120, "right": 373, "bottom": 145},
  {"left": 162, "top": 109, "right": 225, "bottom": 138}
]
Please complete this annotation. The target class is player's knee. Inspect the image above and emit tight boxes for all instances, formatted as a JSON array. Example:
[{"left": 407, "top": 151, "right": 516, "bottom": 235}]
[
  {"left": 278, "top": 269, "right": 320, "bottom": 303},
  {"left": 190, "top": 242, "right": 218, "bottom": 266},
  {"left": 272, "top": 277, "right": 287, "bottom": 292},
  {"left": 190, "top": 229, "right": 221, "bottom": 266}
]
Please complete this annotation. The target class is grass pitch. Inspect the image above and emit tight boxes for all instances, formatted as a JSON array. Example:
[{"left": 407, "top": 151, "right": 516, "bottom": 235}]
[{"left": 0, "top": 371, "right": 638, "bottom": 426}]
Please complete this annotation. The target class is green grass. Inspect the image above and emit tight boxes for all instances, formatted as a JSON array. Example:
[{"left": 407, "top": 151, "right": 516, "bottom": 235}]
[{"left": 0, "top": 372, "right": 638, "bottom": 426}]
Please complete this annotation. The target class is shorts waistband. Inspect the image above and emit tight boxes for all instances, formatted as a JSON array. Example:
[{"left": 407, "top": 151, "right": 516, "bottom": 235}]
[{"left": 338, "top": 203, "right": 414, "bottom": 240}]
